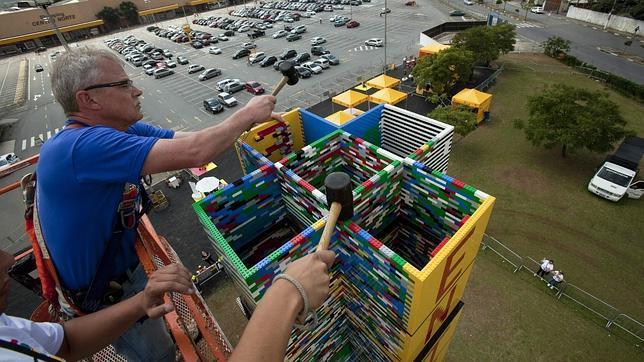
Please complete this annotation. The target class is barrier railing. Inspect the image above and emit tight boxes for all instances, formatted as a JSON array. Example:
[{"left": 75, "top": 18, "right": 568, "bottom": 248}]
[{"left": 481, "top": 234, "right": 643, "bottom": 345}]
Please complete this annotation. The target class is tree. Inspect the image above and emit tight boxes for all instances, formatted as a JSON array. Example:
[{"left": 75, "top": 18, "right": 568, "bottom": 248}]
[
  {"left": 451, "top": 24, "right": 515, "bottom": 66},
  {"left": 429, "top": 105, "right": 477, "bottom": 137},
  {"left": 411, "top": 48, "right": 475, "bottom": 102},
  {"left": 514, "top": 84, "right": 630, "bottom": 157},
  {"left": 96, "top": 6, "right": 120, "bottom": 28},
  {"left": 542, "top": 36, "right": 570, "bottom": 57},
  {"left": 119, "top": 1, "right": 140, "bottom": 25}
]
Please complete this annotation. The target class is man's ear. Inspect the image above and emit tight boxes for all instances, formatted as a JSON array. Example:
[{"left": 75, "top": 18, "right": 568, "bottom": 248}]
[{"left": 75, "top": 90, "right": 102, "bottom": 111}]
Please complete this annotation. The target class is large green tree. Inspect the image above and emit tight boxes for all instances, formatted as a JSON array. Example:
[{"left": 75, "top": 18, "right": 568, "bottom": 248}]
[
  {"left": 96, "top": 6, "right": 120, "bottom": 28},
  {"left": 119, "top": 1, "right": 140, "bottom": 25},
  {"left": 451, "top": 24, "right": 515, "bottom": 66},
  {"left": 542, "top": 36, "right": 570, "bottom": 57},
  {"left": 411, "top": 47, "right": 476, "bottom": 102},
  {"left": 429, "top": 105, "right": 477, "bottom": 137},
  {"left": 514, "top": 84, "right": 630, "bottom": 157}
]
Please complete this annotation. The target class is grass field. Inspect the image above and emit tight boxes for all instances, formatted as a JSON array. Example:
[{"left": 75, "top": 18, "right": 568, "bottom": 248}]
[{"left": 444, "top": 53, "right": 643, "bottom": 359}]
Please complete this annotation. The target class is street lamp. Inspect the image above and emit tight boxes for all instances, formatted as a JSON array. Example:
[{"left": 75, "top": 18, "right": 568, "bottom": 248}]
[
  {"left": 383, "top": 0, "right": 387, "bottom": 75},
  {"left": 35, "top": 0, "right": 70, "bottom": 51},
  {"left": 144, "top": 0, "right": 158, "bottom": 26}
]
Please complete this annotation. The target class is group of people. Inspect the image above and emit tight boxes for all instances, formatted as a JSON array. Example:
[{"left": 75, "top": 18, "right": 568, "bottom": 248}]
[
  {"left": 536, "top": 258, "right": 565, "bottom": 290},
  {"left": 0, "top": 46, "right": 336, "bottom": 361}
]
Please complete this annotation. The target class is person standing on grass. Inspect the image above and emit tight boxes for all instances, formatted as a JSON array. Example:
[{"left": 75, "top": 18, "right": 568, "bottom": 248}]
[
  {"left": 535, "top": 258, "right": 553, "bottom": 278},
  {"left": 548, "top": 271, "right": 564, "bottom": 290}
]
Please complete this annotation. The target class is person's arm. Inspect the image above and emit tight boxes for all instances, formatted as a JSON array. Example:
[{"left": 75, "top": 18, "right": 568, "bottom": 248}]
[
  {"left": 173, "top": 131, "right": 191, "bottom": 139},
  {"left": 230, "top": 250, "right": 336, "bottom": 362},
  {"left": 55, "top": 264, "right": 193, "bottom": 361},
  {"left": 142, "top": 95, "right": 283, "bottom": 175}
]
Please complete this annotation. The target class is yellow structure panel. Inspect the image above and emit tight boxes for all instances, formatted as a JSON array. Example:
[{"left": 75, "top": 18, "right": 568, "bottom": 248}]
[
  {"left": 404, "top": 196, "right": 495, "bottom": 333},
  {"left": 420, "top": 307, "right": 464, "bottom": 362},
  {"left": 240, "top": 108, "right": 304, "bottom": 163},
  {"left": 189, "top": 0, "right": 211, "bottom": 5},
  {"left": 400, "top": 263, "right": 474, "bottom": 361}
]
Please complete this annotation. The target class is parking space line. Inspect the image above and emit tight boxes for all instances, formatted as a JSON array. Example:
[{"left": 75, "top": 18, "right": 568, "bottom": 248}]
[
  {"left": 166, "top": 117, "right": 173, "bottom": 123},
  {"left": 195, "top": 116, "right": 203, "bottom": 122}
]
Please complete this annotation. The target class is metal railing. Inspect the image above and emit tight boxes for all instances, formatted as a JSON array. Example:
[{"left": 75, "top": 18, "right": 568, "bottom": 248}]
[{"left": 481, "top": 234, "right": 644, "bottom": 345}]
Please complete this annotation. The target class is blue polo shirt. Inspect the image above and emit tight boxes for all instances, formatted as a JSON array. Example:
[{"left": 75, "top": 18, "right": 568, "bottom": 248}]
[{"left": 36, "top": 122, "right": 174, "bottom": 291}]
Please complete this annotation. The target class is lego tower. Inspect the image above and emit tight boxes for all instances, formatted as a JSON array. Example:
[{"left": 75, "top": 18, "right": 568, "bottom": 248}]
[{"left": 193, "top": 104, "right": 495, "bottom": 361}]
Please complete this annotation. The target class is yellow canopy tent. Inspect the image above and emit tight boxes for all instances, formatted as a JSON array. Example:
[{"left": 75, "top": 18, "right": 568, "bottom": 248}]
[
  {"left": 366, "top": 74, "right": 401, "bottom": 89},
  {"left": 451, "top": 88, "right": 493, "bottom": 124},
  {"left": 368, "top": 88, "right": 408, "bottom": 105},
  {"left": 332, "top": 90, "right": 368, "bottom": 108},
  {"left": 325, "top": 110, "right": 357, "bottom": 126},
  {"left": 418, "top": 43, "right": 451, "bottom": 57}
]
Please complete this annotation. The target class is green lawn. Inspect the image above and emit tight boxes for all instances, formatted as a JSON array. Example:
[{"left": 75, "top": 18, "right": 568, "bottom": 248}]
[{"left": 444, "top": 53, "right": 643, "bottom": 357}]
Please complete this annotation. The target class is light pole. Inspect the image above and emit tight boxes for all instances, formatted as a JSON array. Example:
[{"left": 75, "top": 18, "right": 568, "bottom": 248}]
[
  {"left": 35, "top": 0, "right": 70, "bottom": 51},
  {"left": 144, "top": 0, "right": 157, "bottom": 25},
  {"left": 603, "top": 0, "right": 618, "bottom": 30},
  {"left": 383, "top": 0, "right": 387, "bottom": 75}
]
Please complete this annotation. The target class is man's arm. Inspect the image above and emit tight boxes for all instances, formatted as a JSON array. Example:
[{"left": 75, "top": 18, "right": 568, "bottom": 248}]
[
  {"left": 55, "top": 264, "right": 193, "bottom": 361},
  {"left": 230, "top": 250, "right": 335, "bottom": 361},
  {"left": 142, "top": 95, "right": 283, "bottom": 175}
]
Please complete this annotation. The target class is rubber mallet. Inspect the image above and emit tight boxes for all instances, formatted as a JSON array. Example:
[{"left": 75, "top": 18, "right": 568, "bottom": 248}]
[
  {"left": 317, "top": 172, "right": 354, "bottom": 251},
  {"left": 271, "top": 61, "right": 299, "bottom": 96}
]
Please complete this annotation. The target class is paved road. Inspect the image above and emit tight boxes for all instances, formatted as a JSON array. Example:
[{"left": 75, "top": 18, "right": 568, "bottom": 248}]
[{"left": 443, "top": 0, "right": 644, "bottom": 84}]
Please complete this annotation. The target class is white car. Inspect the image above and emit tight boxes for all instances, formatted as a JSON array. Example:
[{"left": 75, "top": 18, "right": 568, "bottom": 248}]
[
  {"left": 238, "top": 25, "right": 251, "bottom": 32},
  {"left": 217, "top": 78, "right": 240, "bottom": 91},
  {"left": 302, "top": 61, "right": 323, "bottom": 74},
  {"left": 464, "top": 0, "right": 474, "bottom": 4},
  {"left": 263, "top": 22, "right": 273, "bottom": 28},
  {"left": 208, "top": 46, "right": 222, "bottom": 54},
  {"left": 218, "top": 92, "right": 238, "bottom": 107},
  {"left": 218, "top": 34, "right": 229, "bottom": 41},
  {"left": 272, "top": 30, "right": 289, "bottom": 38},
  {"left": 313, "top": 58, "right": 330, "bottom": 69},
  {"left": 310, "top": 37, "right": 326, "bottom": 45},
  {"left": 530, "top": 6, "right": 544, "bottom": 13},
  {"left": 0, "top": 153, "right": 20, "bottom": 175},
  {"left": 242, "top": 42, "right": 257, "bottom": 49},
  {"left": 365, "top": 38, "right": 383, "bottom": 47},
  {"left": 249, "top": 51, "right": 266, "bottom": 64}
]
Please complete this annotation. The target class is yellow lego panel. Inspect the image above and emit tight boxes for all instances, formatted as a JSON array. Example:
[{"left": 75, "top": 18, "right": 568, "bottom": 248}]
[
  {"left": 405, "top": 197, "right": 495, "bottom": 333},
  {"left": 417, "top": 305, "right": 464, "bottom": 362},
  {"left": 241, "top": 108, "right": 305, "bottom": 163},
  {"left": 400, "top": 263, "right": 474, "bottom": 361}
]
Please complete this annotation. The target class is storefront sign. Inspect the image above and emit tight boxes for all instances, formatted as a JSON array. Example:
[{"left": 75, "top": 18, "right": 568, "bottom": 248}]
[{"left": 32, "top": 14, "right": 76, "bottom": 26}]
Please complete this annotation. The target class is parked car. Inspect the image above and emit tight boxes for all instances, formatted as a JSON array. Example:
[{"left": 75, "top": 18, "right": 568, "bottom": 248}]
[
  {"left": 191, "top": 41, "right": 204, "bottom": 49},
  {"left": 279, "top": 49, "right": 297, "bottom": 60},
  {"left": 334, "top": 18, "right": 349, "bottom": 27},
  {"left": 203, "top": 97, "right": 224, "bottom": 113},
  {"left": 198, "top": 68, "right": 222, "bottom": 81},
  {"left": 153, "top": 68, "right": 174, "bottom": 79},
  {"left": 321, "top": 54, "right": 340, "bottom": 65},
  {"left": 313, "top": 58, "right": 330, "bottom": 69},
  {"left": 177, "top": 56, "right": 189, "bottom": 65},
  {"left": 259, "top": 55, "right": 277, "bottom": 67},
  {"left": 311, "top": 46, "right": 330, "bottom": 56},
  {"left": 286, "top": 33, "right": 302, "bottom": 42},
  {"left": 294, "top": 66, "right": 312, "bottom": 78},
  {"left": 530, "top": 6, "right": 544, "bottom": 13},
  {"left": 216, "top": 78, "right": 240, "bottom": 91},
  {"left": 346, "top": 20, "right": 360, "bottom": 28},
  {"left": 365, "top": 38, "right": 383, "bottom": 47},
  {"left": 293, "top": 52, "right": 310, "bottom": 64},
  {"left": 449, "top": 10, "right": 465, "bottom": 16},
  {"left": 233, "top": 48, "right": 251, "bottom": 59},
  {"left": 302, "top": 61, "right": 323, "bottom": 74},
  {"left": 249, "top": 52, "right": 266, "bottom": 64},
  {"left": 0, "top": 153, "right": 20, "bottom": 175},
  {"left": 380, "top": 7, "right": 391, "bottom": 15},
  {"left": 272, "top": 30, "right": 289, "bottom": 38},
  {"left": 209, "top": 46, "right": 222, "bottom": 54},
  {"left": 218, "top": 34, "right": 229, "bottom": 41},
  {"left": 310, "top": 37, "right": 326, "bottom": 45},
  {"left": 222, "top": 80, "right": 244, "bottom": 93},
  {"left": 218, "top": 92, "right": 239, "bottom": 106},
  {"left": 188, "top": 64, "right": 205, "bottom": 74},
  {"left": 242, "top": 42, "right": 257, "bottom": 49},
  {"left": 291, "top": 25, "right": 306, "bottom": 34},
  {"left": 245, "top": 81, "right": 266, "bottom": 95},
  {"left": 163, "top": 49, "right": 173, "bottom": 57},
  {"left": 34, "top": 64, "right": 44, "bottom": 72},
  {"left": 224, "top": 30, "right": 235, "bottom": 36},
  {"left": 165, "top": 60, "right": 177, "bottom": 68}
]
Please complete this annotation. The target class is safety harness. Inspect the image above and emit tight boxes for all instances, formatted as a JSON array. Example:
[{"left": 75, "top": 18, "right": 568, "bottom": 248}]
[{"left": 22, "top": 120, "right": 152, "bottom": 317}]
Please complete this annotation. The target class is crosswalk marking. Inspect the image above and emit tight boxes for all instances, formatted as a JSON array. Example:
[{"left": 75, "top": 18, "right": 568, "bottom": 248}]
[
  {"left": 515, "top": 22, "right": 542, "bottom": 28},
  {"left": 349, "top": 45, "right": 377, "bottom": 52},
  {"left": 30, "top": 137, "right": 35, "bottom": 148},
  {"left": 21, "top": 139, "right": 26, "bottom": 150},
  {"left": 46, "top": 131, "right": 51, "bottom": 139},
  {"left": 21, "top": 128, "right": 61, "bottom": 150}
]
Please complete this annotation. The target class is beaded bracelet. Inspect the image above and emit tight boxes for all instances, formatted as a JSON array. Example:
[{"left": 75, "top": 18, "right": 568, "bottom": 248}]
[{"left": 273, "top": 273, "right": 318, "bottom": 330}]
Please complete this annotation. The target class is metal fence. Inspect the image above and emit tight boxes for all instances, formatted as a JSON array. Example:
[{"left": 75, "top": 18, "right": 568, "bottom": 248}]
[{"left": 481, "top": 234, "right": 644, "bottom": 346}]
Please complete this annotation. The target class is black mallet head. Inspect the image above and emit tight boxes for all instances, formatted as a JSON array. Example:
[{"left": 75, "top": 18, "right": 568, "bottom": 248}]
[
  {"left": 272, "top": 61, "right": 299, "bottom": 96},
  {"left": 324, "top": 172, "right": 353, "bottom": 221}
]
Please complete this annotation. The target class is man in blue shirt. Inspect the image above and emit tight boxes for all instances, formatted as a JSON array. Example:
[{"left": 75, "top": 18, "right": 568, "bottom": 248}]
[{"left": 37, "top": 47, "right": 282, "bottom": 360}]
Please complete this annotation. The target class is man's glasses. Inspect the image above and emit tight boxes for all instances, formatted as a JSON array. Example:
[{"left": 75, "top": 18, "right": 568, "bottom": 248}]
[{"left": 83, "top": 79, "right": 133, "bottom": 91}]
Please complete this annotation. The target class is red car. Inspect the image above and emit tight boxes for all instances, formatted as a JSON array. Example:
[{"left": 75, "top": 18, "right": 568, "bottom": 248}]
[
  {"left": 347, "top": 20, "right": 360, "bottom": 28},
  {"left": 245, "top": 81, "right": 265, "bottom": 95}
]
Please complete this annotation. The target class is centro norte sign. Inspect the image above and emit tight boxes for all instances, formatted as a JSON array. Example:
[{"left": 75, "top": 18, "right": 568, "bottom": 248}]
[{"left": 32, "top": 13, "right": 76, "bottom": 26}]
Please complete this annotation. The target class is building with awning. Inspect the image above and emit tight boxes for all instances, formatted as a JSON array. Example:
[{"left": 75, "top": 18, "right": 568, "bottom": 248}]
[
  {"left": 138, "top": 3, "right": 179, "bottom": 17},
  {"left": 0, "top": 19, "right": 103, "bottom": 46},
  {"left": 418, "top": 43, "right": 451, "bottom": 57},
  {"left": 366, "top": 74, "right": 401, "bottom": 90},
  {"left": 451, "top": 88, "right": 493, "bottom": 123},
  {"left": 368, "top": 88, "right": 408, "bottom": 105}
]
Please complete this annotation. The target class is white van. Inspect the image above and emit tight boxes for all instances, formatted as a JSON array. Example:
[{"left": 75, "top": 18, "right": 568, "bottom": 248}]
[{"left": 313, "top": 58, "right": 330, "bottom": 69}]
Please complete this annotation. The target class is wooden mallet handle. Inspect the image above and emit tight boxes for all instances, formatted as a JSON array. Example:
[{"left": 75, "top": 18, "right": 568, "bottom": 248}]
[
  {"left": 317, "top": 202, "right": 342, "bottom": 251},
  {"left": 271, "top": 76, "right": 289, "bottom": 96}
]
